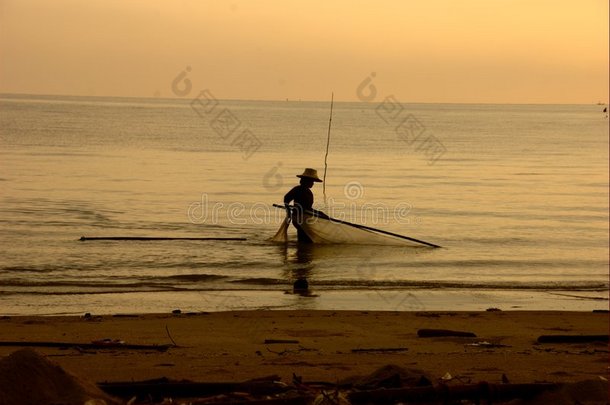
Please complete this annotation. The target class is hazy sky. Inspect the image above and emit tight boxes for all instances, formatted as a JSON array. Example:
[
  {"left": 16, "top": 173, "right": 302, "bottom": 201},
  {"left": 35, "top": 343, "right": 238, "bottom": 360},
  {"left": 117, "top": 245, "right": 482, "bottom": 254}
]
[{"left": 1, "top": 0, "right": 608, "bottom": 103}]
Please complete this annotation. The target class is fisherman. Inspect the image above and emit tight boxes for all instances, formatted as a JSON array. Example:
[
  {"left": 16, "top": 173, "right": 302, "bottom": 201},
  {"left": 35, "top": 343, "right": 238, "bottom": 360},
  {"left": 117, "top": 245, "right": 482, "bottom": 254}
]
[{"left": 283, "top": 168, "right": 323, "bottom": 243}]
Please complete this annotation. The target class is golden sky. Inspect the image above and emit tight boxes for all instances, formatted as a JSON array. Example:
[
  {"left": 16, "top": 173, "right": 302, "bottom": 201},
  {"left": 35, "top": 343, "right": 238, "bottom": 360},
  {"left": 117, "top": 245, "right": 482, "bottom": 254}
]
[{"left": 0, "top": 0, "right": 607, "bottom": 103}]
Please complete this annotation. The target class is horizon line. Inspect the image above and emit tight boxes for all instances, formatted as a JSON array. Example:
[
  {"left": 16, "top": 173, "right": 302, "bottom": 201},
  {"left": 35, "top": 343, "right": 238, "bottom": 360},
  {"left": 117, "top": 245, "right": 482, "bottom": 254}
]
[{"left": 0, "top": 91, "right": 607, "bottom": 106}]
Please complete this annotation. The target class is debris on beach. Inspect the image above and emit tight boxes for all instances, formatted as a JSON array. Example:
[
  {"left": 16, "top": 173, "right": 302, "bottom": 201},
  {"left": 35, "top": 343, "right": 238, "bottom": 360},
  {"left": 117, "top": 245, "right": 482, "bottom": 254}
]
[
  {"left": 417, "top": 328, "right": 477, "bottom": 338},
  {"left": 99, "top": 375, "right": 296, "bottom": 404},
  {"left": 312, "top": 390, "right": 351, "bottom": 405},
  {"left": 339, "top": 364, "right": 433, "bottom": 390},
  {"left": 91, "top": 338, "right": 126, "bottom": 346},
  {"left": 537, "top": 334, "right": 609, "bottom": 344},
  {"left": 465, "top": 341, "right": 511, "bottom": 348},
  {"left": 1, "top": 350, "right": 607, "bottom": 405},
  {"left": 517, "top": 379, "right": 609, "bottom": 405},
  {"left": 264, "top": 339, "right": 300, "bottom": 344},
  {"left": 0, "top": 340, "right": 172, "bottom": 352},
  {"left": 97, "top": 368, "right": 608, "bottom": 405},
  {"left": 350, "top": 347, "right": 409, "bottom": 353},
  {"left": 440, "top": 372, "right": 453, "bottom": 381}
]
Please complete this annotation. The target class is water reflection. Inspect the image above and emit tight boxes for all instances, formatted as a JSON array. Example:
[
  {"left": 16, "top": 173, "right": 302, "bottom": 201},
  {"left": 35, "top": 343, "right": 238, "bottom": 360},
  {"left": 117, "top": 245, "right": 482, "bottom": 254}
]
[
  {"left": 276, "top": 241, "right": 426, "bottom": 299},
  {"left": 278, "top": 242, "right": 317, "bottom": 297}
]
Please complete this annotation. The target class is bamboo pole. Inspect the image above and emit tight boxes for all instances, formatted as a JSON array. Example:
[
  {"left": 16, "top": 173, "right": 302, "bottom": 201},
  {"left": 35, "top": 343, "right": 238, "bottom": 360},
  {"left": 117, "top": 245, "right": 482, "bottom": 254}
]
[
  {"left": 322, "top": 92, "right": 334, "bottom": 204},
  {"left": 79, "top": 236, "right": 246, "bottom": 241}
]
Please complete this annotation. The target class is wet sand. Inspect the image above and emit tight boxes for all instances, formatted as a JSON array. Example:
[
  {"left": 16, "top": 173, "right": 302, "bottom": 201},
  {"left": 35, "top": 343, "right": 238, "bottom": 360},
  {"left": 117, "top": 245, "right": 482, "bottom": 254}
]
[{"left": 0, "top": 310, "right": 607, "bottom": 385}]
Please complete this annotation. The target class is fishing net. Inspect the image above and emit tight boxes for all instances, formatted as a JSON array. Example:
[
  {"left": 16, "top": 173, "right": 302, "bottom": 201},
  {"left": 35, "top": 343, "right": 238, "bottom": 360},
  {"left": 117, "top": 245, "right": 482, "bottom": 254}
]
[
  {"left": 298, "top": 215, "right": 425, "bottom": 246},
  {"left": 271, "top": 207, "right": 433, "bottom": 247},
  {"left": 270, "top": 216, "right": 291, "bottom": 242}
]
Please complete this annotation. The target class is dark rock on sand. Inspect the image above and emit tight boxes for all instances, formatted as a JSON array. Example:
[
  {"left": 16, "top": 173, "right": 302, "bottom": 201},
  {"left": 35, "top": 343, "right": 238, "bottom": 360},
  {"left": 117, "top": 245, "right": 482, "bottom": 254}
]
[{"left": 0, "top": 348, "right": 121, "bottom": 405}]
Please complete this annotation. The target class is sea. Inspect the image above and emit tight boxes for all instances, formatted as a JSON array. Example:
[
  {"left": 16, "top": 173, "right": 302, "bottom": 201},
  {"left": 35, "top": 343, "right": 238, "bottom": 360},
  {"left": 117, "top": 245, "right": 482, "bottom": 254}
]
[{"left": 0, "top": 93, "right": 608, "bottom": 315}]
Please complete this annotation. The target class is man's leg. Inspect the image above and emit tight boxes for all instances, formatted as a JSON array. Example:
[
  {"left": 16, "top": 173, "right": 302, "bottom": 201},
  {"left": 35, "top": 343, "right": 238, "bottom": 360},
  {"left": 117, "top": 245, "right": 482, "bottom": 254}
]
[{"left": 295, "top": 225, "right": 313, "bottom": 243}]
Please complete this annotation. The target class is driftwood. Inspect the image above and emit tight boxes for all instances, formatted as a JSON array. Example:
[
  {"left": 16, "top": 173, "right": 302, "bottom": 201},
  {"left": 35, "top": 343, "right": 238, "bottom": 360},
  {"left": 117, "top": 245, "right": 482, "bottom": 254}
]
[
  {"left": 351, "top": 347, "right": 409, "bottom": 353},
  {"left": 0, "top": 341, "right": 172, "bottom": 351},
  {"left": 417, "top": 329, "right": 477, "bottom": 338},
  {"left": 98, "top": 377, "right": 290, "bottom": 401},
  {"left": 264, "top": 339, "right": 300, "bottom": 344},
  {"left": 99, "top": 375, "right": 563, "bottom": 404},
  {"left": 266, "top": 346, "right": 317, "bottom": 356},
  {"left": 348, "top": 382, "right": 560, "bottom": 404},
  {"left": 80, "top": 236, "right": 246, "bottom": 241},
  {"left": 189, "top": 396, "right": 314, "bottom": 405},
  {"left": 537, "top": 335, "right": 609, "bottom": 343}
]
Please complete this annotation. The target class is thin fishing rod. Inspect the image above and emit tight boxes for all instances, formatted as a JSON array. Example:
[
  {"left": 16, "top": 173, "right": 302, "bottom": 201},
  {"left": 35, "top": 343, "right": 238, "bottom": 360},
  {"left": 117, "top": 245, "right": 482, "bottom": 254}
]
[{"left": 322, "top": 92, "right": 334, "bottom": 204}]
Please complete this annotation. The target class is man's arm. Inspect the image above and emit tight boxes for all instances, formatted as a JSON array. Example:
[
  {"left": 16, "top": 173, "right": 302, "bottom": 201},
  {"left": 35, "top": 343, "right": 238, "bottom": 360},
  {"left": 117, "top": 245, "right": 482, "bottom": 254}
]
[{"left": 284, "top": 186, "right": 297, "bottom": 205}]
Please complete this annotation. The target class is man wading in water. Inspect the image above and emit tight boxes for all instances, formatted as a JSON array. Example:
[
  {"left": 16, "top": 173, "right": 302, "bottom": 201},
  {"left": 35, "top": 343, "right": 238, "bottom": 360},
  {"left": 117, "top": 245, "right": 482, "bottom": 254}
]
[{"left": 283, "top": 168, "right": 323, "bottom": 243}]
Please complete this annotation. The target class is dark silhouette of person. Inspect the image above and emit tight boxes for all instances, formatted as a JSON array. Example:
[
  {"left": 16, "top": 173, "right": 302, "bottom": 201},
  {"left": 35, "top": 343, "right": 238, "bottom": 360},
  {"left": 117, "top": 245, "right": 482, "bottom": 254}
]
[{"left": 284, "top": 168, "right": 322, "bottom": 243}]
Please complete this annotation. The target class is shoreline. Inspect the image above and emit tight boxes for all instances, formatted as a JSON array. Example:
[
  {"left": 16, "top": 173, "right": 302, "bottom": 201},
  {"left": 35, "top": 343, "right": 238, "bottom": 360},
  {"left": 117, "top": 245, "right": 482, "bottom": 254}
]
[
  {"left": 1, "top": 288, "right": 607, "bottom": 316},
  {"left": 0, "top": 310, "right": 607, "bottom": 387}
]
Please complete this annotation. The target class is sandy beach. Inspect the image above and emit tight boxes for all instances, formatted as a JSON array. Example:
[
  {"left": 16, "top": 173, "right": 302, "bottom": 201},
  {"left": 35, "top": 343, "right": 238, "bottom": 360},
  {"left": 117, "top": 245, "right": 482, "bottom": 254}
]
[{"left": 0, "top": 310, "right": 607, "bottom": 386}]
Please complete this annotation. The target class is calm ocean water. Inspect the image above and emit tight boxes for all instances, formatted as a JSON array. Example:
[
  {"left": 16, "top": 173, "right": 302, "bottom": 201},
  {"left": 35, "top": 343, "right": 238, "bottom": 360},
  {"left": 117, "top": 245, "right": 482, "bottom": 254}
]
[{"left": 0, "top": 94, "right": 608, "bottom": 315}]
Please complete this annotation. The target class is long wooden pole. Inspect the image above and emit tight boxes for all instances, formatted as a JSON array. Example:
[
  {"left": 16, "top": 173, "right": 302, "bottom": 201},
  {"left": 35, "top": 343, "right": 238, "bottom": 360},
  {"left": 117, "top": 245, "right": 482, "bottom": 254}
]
[
  {"left": 272, "top": 204, "right": 440, "bottom": 248},
  {"left": 322, "top": 92, "right": 333, "bottom": 203},
  {"left": 0, "top": 341, "right": 172, "bottom": 351},
  {"left": 80, "top": 236, "right": 246, "bottom": 241}
]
